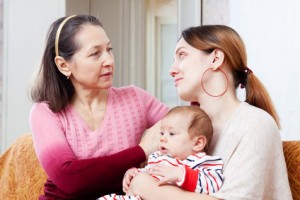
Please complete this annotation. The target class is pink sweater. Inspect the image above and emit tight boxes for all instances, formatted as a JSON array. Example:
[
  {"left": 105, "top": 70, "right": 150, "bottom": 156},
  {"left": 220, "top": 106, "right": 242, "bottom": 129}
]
[{"left": 29, "top": 86, "right": 169, "bottom": 200}]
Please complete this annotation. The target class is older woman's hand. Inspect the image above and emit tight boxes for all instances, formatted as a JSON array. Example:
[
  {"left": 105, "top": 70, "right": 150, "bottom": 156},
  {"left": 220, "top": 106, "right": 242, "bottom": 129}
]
[{"left": 139, "top": 121, "right": 161, "bottom": 157}]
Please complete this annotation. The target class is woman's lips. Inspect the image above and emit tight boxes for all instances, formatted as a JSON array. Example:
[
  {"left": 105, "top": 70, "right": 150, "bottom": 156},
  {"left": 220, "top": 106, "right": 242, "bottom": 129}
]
[
  {"left": 100, "top": 72, "right": 112, "bottom": 77},
  {"left": 174, "top": 78, "right": 183, "bottom": 87}
]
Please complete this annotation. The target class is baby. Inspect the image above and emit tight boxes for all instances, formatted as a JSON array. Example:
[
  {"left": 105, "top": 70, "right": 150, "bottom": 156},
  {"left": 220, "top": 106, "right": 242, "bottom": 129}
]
[{"left": 99, "top": 106, "right": 223, "bottom": 200}]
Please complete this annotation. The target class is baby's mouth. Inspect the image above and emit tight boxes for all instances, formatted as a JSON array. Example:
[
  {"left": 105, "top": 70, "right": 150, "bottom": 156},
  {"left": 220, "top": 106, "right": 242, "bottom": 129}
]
[{"left": 160, "top": 146, "right": 168, "bottom": 153}]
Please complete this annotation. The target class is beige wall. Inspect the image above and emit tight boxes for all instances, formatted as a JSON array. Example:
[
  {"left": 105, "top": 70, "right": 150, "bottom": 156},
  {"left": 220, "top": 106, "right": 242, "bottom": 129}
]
[
  {"left": 0, "top": 0, "right": 3, "bottom": 145},
  {"left": 1, "top": 0, "right": 66, "bottom": 152}
]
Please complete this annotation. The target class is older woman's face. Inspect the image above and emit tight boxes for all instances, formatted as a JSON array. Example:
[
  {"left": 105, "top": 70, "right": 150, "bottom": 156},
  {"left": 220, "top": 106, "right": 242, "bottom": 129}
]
[
  {"left": 67, "top": 24, "right": 114, "bottom": 91},
  {"left": 169, "top": 38, "right": 213, "bottom": 102}
]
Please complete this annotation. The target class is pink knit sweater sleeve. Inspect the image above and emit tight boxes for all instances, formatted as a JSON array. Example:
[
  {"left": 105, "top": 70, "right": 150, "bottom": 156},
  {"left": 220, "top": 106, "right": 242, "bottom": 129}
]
[
  {"left": 30, "top": 102, "right": 146, "bottom": 199},
  {"left": 131, "top": 86, "right": 169, "bottom": 126}
]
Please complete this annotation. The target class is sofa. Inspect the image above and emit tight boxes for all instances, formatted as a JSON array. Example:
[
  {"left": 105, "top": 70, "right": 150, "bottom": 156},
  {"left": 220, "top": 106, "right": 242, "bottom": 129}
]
[{"left": 0, "top": 133, "right": 300, "bottom": 200}]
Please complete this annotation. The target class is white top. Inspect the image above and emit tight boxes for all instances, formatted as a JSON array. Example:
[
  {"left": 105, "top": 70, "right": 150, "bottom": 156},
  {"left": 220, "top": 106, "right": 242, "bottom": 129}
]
[{"left": 210, "top": 102, "right": 292, "bottom": 200}]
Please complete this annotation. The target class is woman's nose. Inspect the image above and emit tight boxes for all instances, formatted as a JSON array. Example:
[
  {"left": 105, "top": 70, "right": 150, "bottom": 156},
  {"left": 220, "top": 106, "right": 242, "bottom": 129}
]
[
  {"left": 103, "top": 52, "right": 114, "bottom": 67},
  {"left": 169, "top": 62, "right": 179, "bottom": 77}
]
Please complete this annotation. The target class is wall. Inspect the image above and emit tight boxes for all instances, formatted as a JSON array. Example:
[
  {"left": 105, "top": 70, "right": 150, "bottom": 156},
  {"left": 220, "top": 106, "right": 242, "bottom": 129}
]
[
  {"left": 0, "top": 0, "right": 3, "bottom": 145},
  {"left": 1, "top": 0, "right": 66, "bottom": 152},
  {"left": 203, "top": 0, "right": 300, "bottom": 140},
  {"left": 229, "top": 0, "right": 300, "bottom": 140}
]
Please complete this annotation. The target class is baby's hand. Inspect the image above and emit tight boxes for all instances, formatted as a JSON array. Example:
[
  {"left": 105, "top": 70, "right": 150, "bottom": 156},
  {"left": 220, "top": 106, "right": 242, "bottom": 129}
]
[
  {"left": 122, "top": 168, "right": 140, "bottom": 193},
  {"left": 150, "top": 164, "right": 184, "bottom": 186}
]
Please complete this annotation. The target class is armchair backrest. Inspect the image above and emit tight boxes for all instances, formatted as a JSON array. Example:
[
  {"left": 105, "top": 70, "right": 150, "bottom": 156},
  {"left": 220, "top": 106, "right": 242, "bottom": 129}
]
[
  {"left": 283, "top": 141, "right": 300, "bottom": 200},
  {"left": 0, "top": 133, "right": 46, "bottom": 199},
  {"left": 0, "top": 134, "right": 299, "bottom": 199}
]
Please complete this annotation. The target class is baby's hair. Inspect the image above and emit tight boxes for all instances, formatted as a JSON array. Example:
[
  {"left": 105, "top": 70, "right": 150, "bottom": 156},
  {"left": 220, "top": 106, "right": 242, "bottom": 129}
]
[{"left": 165, "top": 106, "right": 213, "bottom": 151}]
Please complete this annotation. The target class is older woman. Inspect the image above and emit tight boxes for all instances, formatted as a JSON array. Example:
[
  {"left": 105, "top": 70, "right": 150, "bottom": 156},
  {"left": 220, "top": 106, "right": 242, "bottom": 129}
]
[{"left": 29, "top": 15, "right": 168, "bottom": 200}]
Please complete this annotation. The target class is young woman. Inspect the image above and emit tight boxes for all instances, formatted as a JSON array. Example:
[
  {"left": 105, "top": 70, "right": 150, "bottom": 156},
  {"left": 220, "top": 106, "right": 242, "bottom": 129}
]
[
  {"left": 127, "top": 25, "right": 292, "bottom": 200},
  {"left": 29, "top": 15, "right": 168, "bottom": 200}
]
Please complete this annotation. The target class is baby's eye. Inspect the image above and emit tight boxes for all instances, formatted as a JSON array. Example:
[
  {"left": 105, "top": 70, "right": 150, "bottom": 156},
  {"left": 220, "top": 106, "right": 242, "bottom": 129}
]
[
  {"left": 160, "top": 132, "right": 164, "bottom": 136},
  {"left": 169, "top": 132, "right": 175, "bottom": 136}
]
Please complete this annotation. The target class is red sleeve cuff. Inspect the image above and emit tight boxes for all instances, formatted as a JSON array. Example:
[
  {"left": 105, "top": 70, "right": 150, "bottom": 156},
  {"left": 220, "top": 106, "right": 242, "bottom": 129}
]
[
  {"left": 135, "top": 145, "right": 147, "bottom": 161},
  {"left": 181, "top": 165, "right": 198, "bottom": 192}
]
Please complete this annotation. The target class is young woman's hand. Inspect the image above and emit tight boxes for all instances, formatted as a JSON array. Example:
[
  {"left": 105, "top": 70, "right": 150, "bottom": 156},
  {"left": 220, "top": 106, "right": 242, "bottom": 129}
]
[
  {"left": 123, "top": 168, "right": 140, "bottom": 193},
  {"left": 139, "top": 121, "right": 162, "bottom": 157}
]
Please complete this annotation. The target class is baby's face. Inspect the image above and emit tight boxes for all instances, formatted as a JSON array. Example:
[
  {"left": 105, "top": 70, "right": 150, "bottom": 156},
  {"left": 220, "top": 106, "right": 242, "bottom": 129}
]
[{"left": 159, "top": 114, "right": 196, "bottom": 160}]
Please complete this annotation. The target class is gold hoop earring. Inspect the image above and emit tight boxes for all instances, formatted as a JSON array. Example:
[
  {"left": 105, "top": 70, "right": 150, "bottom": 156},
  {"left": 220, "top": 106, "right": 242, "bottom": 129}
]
[{"left": 201, "top": 68, "right": 228, "bottom": 97}]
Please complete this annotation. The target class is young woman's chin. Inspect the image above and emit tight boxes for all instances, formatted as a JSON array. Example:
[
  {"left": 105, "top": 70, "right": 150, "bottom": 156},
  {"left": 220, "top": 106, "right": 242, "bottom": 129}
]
[
  {"left": 177, "top": 91, "right": 192, "bottom": 102},
  {"left": 178, "top": 90, "right": 199, "bottom": 104}
]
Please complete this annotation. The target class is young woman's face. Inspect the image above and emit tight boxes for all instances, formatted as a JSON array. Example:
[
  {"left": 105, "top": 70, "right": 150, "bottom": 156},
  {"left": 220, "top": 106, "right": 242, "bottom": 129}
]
[
  {"left": 170, "top": 38, "right": 213, "bottom": 102},
  {"left": 67, "top": 25, "right": 114, "bottom": 90}
]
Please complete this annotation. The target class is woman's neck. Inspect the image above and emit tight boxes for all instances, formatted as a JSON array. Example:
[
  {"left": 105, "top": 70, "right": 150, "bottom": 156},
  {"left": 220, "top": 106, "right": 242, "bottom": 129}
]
[
  {"left": 200, "top": 92, "right": 241, "bottom": 154},
  {"left": 71, "top": 89, "right": 109, "bottom": 111},
  {"left": 70, "top": 89, "right": 109, "bottom": 131},
  {"left": 199, "top": 91, "right": 240, "bottom": 130}
]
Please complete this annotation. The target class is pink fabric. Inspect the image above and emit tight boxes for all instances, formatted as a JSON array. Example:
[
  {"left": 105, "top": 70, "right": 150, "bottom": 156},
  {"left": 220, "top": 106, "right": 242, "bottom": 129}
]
[{"left": 29, "top": 85, "right": 169, "bottom": 199}]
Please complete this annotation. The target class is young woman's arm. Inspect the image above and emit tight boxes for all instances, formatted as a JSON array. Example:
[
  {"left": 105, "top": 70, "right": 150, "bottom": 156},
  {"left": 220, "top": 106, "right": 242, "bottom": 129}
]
[{"left": 129, "top": 172, "right": 219, "bottom": 200}]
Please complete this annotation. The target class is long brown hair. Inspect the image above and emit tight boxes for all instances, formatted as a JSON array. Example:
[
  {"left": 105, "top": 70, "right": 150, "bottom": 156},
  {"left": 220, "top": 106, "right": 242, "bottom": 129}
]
[
  {"left": 30, "top": 15, "right": 103, "bottom": 112},
  {"left": 181, "top": 25, "right": 280, "bottom": 127}
]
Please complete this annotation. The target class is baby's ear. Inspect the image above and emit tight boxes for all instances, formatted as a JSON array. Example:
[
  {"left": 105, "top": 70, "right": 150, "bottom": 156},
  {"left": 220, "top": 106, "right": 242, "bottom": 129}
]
[{"left": 192, "top": 135, "right": 207, "bottom": 152}]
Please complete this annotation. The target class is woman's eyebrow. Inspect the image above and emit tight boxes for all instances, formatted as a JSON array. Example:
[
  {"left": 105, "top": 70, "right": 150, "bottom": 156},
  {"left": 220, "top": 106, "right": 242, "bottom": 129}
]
[
  {"left": 175, "top": 47, "right": 185, "bottom": 54},
  {"left": 88, "top": 41, "right": 112, "bottom": 51}
]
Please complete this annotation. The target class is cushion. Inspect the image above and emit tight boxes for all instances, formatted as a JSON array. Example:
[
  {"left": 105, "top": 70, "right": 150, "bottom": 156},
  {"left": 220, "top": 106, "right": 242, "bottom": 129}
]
[
  {"left": 283, "top": 141, "right": 300, "bottom": 200},
  {"left": 0, "top": 133, "right": 46, "bottom": 200}
]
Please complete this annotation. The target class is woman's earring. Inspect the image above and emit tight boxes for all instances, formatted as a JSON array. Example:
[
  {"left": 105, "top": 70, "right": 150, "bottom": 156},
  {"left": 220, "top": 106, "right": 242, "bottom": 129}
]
[
  {"left": 66, "top": 76, "right": 70, "bottom": 79},
  {"left": 201, "top": 68, "right": 228, "bottom": 97}
]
